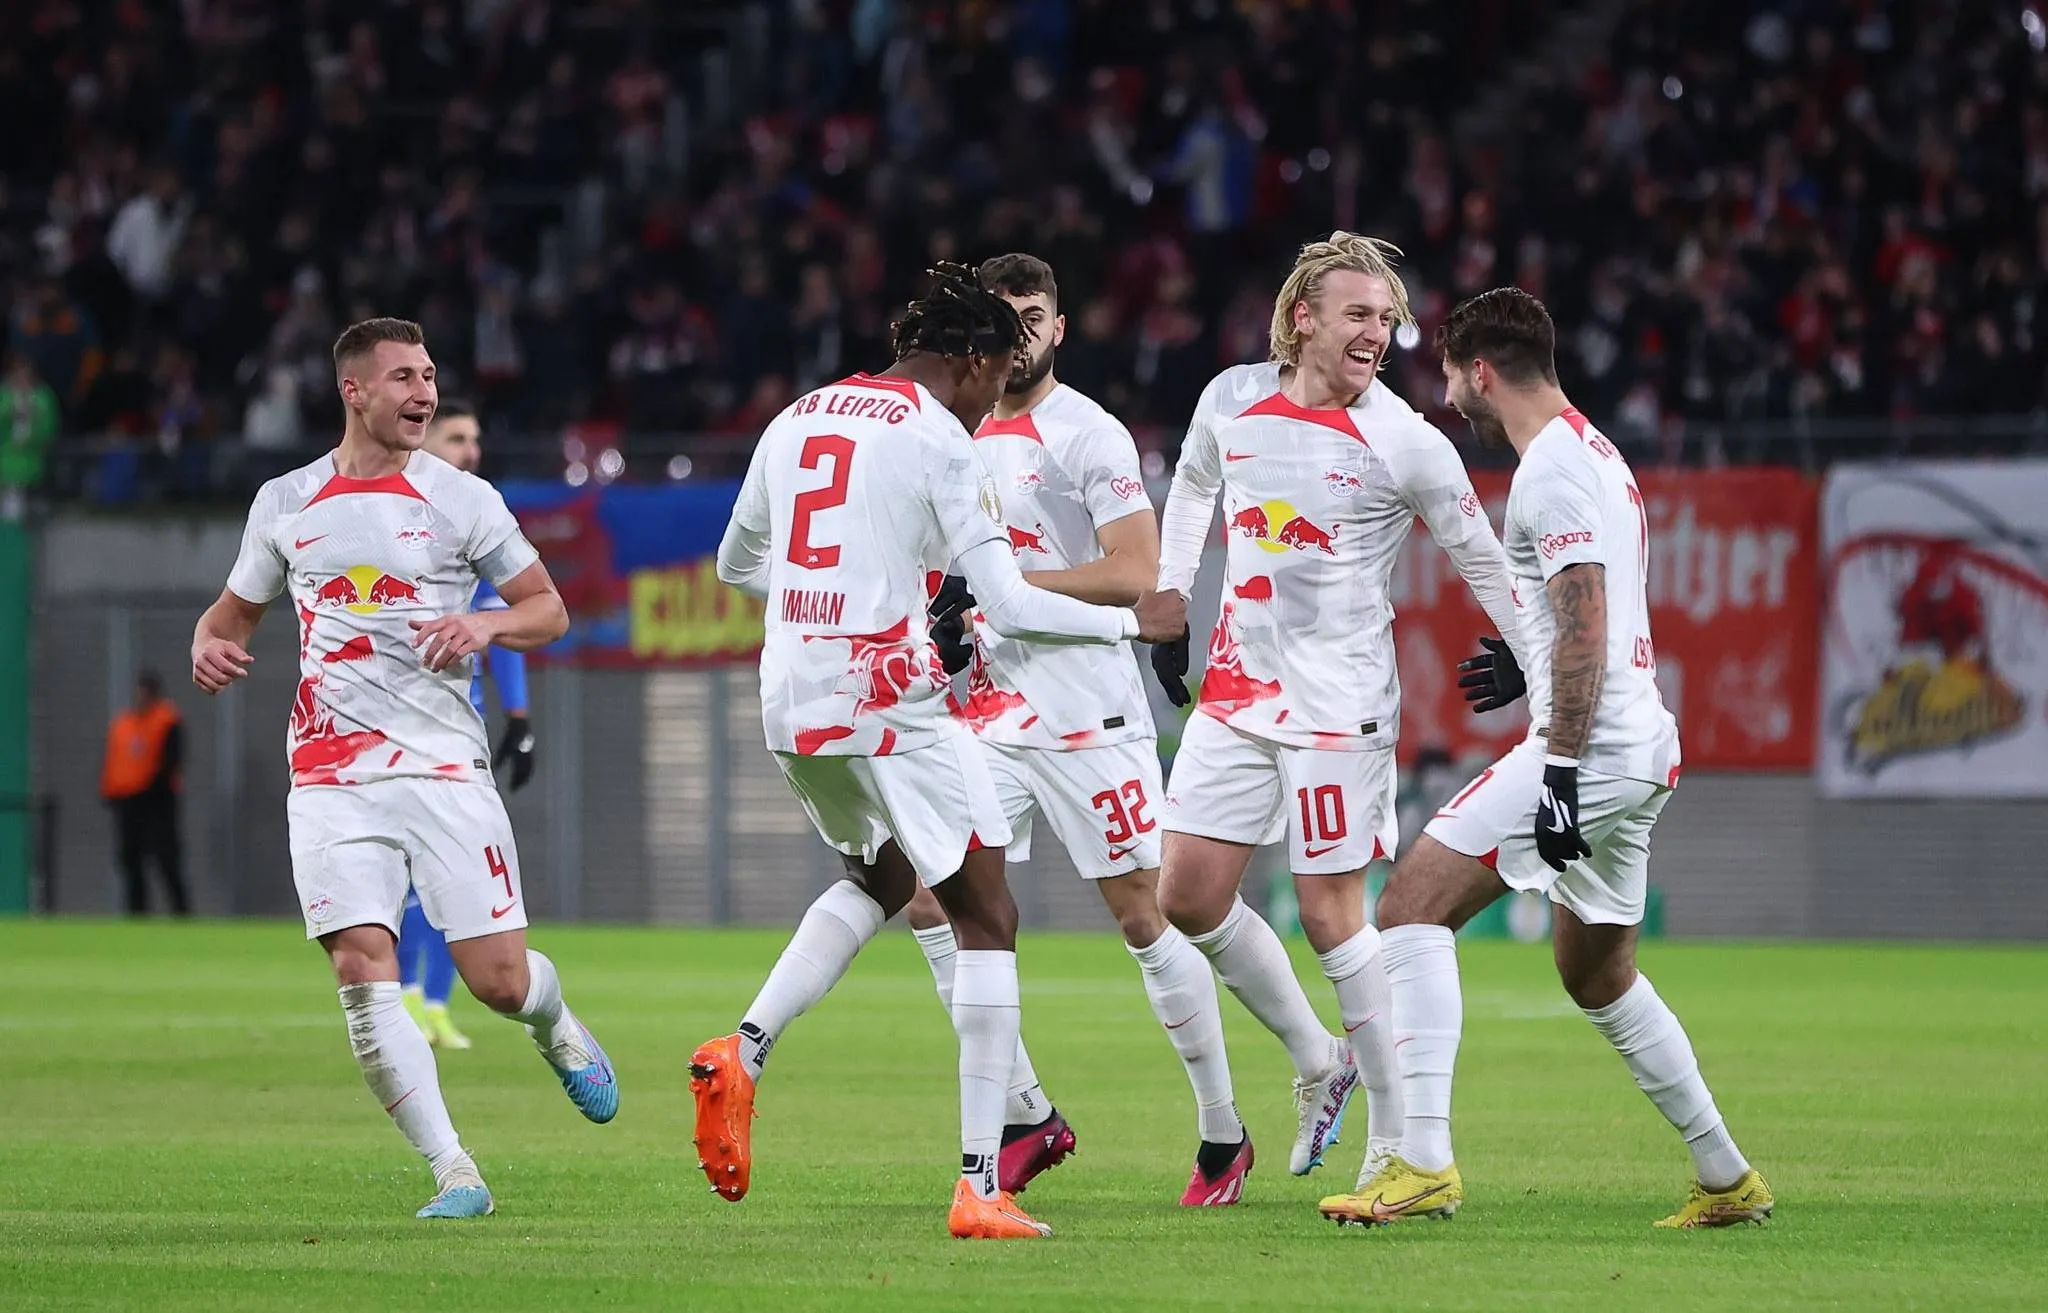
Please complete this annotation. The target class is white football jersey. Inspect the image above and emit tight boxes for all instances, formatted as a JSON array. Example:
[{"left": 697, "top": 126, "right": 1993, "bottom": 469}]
[
  {"left": 955, "top": 384, "right": 1156, "bottom": 749},
  {"left": 226, "top": 451, "right": 540, "bottom": 789},
  {"left": 1504, "top": 407, "right": 1679, "bottom": 783},
  {"left": 1162, "top": 363, "right": 1516, "bottom": 751},
  {"left": 726, "top": 372, "right": 1008, "bottom": 757}
]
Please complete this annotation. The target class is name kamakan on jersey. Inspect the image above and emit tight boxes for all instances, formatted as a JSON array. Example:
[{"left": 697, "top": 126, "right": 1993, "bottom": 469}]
[
  {"left": 1166, "top": 362, "right": 1514, "bottom": 752},
  {"left": 1504, "top": 407, "right": 1679, "bottom": 784},
  {"left": 227, "top": 451, "right": 541, "bottom": 788},
  {"left": 727, "top": 373, "right": 1008, "bottom": 757},
  {"left": 955, "top": 383, "right": 1156, "bottom": 750}
]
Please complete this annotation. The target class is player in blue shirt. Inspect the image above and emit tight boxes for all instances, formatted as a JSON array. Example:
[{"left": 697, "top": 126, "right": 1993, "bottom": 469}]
[{"left": 399, "top": 400, "right": 538, "bottom": 1048}]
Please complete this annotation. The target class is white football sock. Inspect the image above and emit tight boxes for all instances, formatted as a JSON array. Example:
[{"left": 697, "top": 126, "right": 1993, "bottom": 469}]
[
  {"left": 1186, "top": 897, "right": 1332, "bottom": 1080},
  {"left": 1582, "top": 973, "right": 1752, "bottom": 1191},
  {"left": 913, "top": 922, "right": 958, "bottom": 1007},
  {"left": 505, "top": 949, "right": 579, "bottom": 1052},
  {"left": 339, "top": 981, "right": 474, "bottom": 1188},
  {"left": 1318, "top": 925, "right": 1403, "bottom": 1153},
  {"left": 1382, "top": 923, "right": 1461, "bottom": 1172},
  {"left": 738, "top": 880, "right": 886, "bottom": 1081},
  {"left": 1130, "top": 927, "right": 1242, "bottom": 1144},
  {"left": 915, "top": 919, "right": 1050, "bottom": 1124},
  {"left": 952, "top": 948, "right": 1020, "bottom": 1201}
]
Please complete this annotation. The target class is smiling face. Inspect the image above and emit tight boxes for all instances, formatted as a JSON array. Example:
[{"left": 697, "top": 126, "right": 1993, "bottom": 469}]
[
  {"left": 340, "top": 341, "right": 437, "bottom": 452},
  {"left": 1293, "top": 269, "right": 1396, "bottom": 400}
]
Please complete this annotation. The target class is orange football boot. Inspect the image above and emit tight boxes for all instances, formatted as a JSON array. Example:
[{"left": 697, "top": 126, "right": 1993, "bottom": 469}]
[
  {"left": 948, "top": 1178, "right": 1054, "bottom": 1239},
  {"left": 688, "top": 1034, "right": 757, "bottom": 1202}
]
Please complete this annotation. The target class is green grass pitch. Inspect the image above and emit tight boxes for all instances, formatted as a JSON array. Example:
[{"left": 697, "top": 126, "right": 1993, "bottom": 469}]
[{"left": 2, "top": 920, "right": 2044, "bottom": 1310}]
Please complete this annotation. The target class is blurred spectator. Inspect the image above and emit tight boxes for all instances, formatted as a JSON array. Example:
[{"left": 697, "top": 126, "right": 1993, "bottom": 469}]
[
  {"left": 0, "top": 0, "right": 2039, "bottom": 508},
  {"left": 100, "top": 669, "right": 188, "bottom": 918},
  {"left": 0, "top": 356, "right": 58, "bottom": 520}
]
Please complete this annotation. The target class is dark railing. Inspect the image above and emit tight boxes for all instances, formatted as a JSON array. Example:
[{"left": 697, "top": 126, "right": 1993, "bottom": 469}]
[
  {"left": 27, "top": 413, "right": 2048, "bottom": 510},
  {"left": 0, "top": 795, "right": 60, "bottom": 914}
]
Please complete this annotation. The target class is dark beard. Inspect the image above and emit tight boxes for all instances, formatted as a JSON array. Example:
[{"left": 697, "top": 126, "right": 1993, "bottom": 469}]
[
  {"left": 1005, "top": 345, "right": 1055, "bottom": 395},
  {"left": 1469, "top": 410, "right": 1513, "bottom": 450}
]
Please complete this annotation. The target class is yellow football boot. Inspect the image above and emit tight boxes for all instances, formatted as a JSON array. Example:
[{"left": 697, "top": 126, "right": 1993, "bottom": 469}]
[
  {"left": 1319, "top": 1154, "right": 1463, "bottom": 1226},
  {"left": 1654, "top": 1169, "right": 1774, "bottom": 1228}
]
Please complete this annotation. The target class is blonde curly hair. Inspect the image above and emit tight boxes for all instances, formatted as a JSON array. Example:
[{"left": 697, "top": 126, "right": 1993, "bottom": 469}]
[{"left": 1267, "top": 232, "right": 1413, "bottom": 366}]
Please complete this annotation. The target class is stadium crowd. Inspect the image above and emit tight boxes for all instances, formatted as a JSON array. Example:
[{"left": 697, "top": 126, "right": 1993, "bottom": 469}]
[{"left": 0, "top": 0, "right": 2043, "bottom": 506}]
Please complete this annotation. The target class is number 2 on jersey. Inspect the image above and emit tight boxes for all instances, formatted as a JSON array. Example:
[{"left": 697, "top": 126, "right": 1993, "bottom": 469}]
[{"left": 787, "top": 433, "right": 855, "bottom": 569}]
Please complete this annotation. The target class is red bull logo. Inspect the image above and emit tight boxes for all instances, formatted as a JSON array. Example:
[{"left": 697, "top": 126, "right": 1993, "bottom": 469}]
[
  {"left": 1232, "top": 576, "right": 1274, "bottom": 603},
  {"left": 1015, "top": 470, "right": 1046, "bottom": 494},
  {"left": 1276, "top": 516, "right": 1337, "bottom": 554},
  {"left": 1007, "top": 524, "right": 1050, "bottom": 555},
  {"left": 1324, "top": 468, "right": 1368, "bottom": 497},
  {"left": 313, "top": 565, "right": 423, "bottom": 614},
  {"left": 1228, "top": 499, "right": 1338, "bottom": 556}
]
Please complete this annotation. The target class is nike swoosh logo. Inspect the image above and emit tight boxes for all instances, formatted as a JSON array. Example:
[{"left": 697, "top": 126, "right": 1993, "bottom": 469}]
[
  {"left": 490, "top": 902, "right": 517, "bottom": 919},
  {"left": 1371, "top": 1182, "right": 1449, "bottom": 1220},
  {"left": 1107, "top": 846, "right": 1136, "bottom": 861},
  {"left": 1343, "top": 1011, "right": 1380, "bottom": 1034},
  {"left": 1544, "top": 815, "right": 1569, "bottom": 833},
  {"left": 1224, "top": 451, "right": 1256, "bottom": 461},
  {"left": 1303, "top": 843, "right": 1342, "bottom": 858},
  {"left": 1164, "top": 1012, "right": 1200, "bottom": 1030},
  {"left": 294, "top": 535, "right": 328, "bottom": 549}
]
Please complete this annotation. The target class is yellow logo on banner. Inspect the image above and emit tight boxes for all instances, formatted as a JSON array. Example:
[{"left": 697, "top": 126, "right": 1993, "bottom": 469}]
[
  {"left": 629, "top": 559, "right": 766, "bottom": 660},
  {"left": 1849, "top": 656, "right": 2024, "bottom": 770}
]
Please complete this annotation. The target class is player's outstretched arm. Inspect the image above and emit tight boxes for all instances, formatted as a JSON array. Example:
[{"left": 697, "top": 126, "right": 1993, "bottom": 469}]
[
  {"left": 1395, "top": 425, "right": 1525, "bottom": 664},
  {"left": 1023, "top": 509, "right": 1159, "bottom": 605},
  {"left": 958, "top": 536, "right": 1185, "bottom": 646},
  {"left": 191, "top": 588, "right": 266, "bottom": 693}
]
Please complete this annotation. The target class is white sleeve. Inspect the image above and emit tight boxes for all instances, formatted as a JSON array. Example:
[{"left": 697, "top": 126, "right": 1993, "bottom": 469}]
[
  {"left": 716, "top": 445, "right": 774, "bottom": 598},
  {"left": 1388, "top": 424, "right": 1525, "bottom": 664},
  {"left": 1525, "top": 451, "right": 1608, "bottom": 582},
  {"left": 1156, "top": 375, "right": 1226, "bottom": 594},
  {"left": 225, "top": 483, "right": 287, "bottom": 604},
  {"left": 923, "top": 417, "right": 1008, "bottom": 564},
  {"left": 1076, "top": 422, "right": 1153, "bottom": 529},
  {"left": 956, "top": 537, "right": 1137, "bottom": 645},
  {"left": 467, "top": 481, "right": 542, "bottom": 586}
]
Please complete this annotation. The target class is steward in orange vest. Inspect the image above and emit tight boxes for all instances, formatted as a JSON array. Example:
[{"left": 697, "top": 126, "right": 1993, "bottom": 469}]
[{"left": 101, "top": 671, "right": 189, "bottom": 915}]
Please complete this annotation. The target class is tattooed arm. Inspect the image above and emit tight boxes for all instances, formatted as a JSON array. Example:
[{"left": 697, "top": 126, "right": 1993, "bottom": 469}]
[{"left": 1545, "top": 563, "right": 1606, "bottom": 758}]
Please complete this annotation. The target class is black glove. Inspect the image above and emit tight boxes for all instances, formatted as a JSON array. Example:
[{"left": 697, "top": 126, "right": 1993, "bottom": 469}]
[
  {"left": 494, "top": 714, "right": 536, "bottom": 792},
  {"left": 1457, "top": 635, "right": 1526, "bottom": 713},
  {"left": 928, "top": 574, "right": 975, "bottom": 676},
  {"left": 1534, "top": 759, "right": 1592, "bottom": 872},
  {"left": 1151, "top": 628, "right": 1192, "bottom": 707}
]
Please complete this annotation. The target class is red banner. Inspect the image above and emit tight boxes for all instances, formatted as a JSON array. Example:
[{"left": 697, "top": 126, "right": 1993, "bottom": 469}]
[{"left": 1390, "top": 468, "right": 1819, "bottom": 770}]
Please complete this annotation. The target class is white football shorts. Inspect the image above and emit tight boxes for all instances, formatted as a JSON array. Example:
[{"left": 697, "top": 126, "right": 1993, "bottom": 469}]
[
  {"left": 1423, "top": 742, "right": 1675, "bottom": 926},
  {"left": 1161, "top": 711, "right": 1398, "bottom": 875},
  {"left": 983, "top": 738, "right": 1164, "bottom": 880},
  {"left": 289, "top": 777, "right": 527, "bottom": 942},
  {"left": 775, "top": 721, "right": 1012, "bottom": 888}
]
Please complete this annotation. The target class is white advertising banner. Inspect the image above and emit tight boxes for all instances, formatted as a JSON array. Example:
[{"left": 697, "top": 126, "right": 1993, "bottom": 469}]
[{"left": 1819, "top": 460, "right": 2048, "bottom": 798}]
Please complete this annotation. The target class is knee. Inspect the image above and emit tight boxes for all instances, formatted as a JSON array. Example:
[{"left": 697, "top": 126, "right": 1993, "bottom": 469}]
[
  {"left": 1109, "top": 890, "right": 1169, "bottom": 949},
  {"left": 1155, "top": 878, "right": 1208, "bottom": 937},
  {"left": 1294, "top": 895, "right": 1358, "bottom": 950},
  {"left": 902, "top": 884, "right": 949, "bottom": 932},
  {"left": 1557, "top": 957, "right": 1635, "bottom": 1011},
  {"left": 327, "top": 946, "right": 387, "bottom": 987},
  {"left": 465, "top": 958, "right": 531, "bottom": 1014}
]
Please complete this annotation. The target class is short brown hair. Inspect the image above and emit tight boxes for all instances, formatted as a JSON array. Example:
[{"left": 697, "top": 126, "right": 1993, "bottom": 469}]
[
  {"left": 1435, "top": 288, "right": 1558, "bottom": 385},
  {"left": 978, "top": 253, "right": 1058, "bottom": 309},
  {"left": 333, "top": 317, "right": 426, "bottom": 376}
]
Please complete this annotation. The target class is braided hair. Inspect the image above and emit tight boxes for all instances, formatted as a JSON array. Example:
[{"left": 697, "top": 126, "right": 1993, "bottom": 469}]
[{"left": 890, "top": 262, "right": 1027, "bottom": 363}]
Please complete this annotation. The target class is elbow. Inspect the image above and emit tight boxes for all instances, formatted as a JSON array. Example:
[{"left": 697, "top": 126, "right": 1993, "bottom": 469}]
[{"left": 543, "top": 594, "right": 570, "bottom": 644}]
